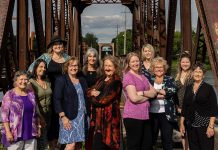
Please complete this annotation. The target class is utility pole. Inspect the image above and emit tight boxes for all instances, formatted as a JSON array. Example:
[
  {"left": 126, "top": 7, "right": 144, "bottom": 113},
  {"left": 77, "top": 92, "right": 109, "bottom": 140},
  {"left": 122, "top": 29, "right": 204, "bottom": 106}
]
[
  {"left": 121, "top": 8, "right": 130, "bottom": 55},
  {"left": 116, "top": 24, "right": 119, "bottom": 56}
]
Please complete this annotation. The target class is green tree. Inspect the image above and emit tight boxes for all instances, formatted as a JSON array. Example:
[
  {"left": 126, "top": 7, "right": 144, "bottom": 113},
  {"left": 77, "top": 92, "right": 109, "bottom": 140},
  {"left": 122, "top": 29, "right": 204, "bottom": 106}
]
[
  {"left": 112, "top": 29, "right": 132, "bottom": 56},
  {"left": 82, "top": 33, "right": 99, "bottom": 49}
]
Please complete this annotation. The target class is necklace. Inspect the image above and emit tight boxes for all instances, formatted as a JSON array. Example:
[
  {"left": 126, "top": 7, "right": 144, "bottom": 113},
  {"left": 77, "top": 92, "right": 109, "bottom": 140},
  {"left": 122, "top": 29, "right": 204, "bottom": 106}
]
[{"left": 35, "top": 79, "right": 47, "bottom": 89}]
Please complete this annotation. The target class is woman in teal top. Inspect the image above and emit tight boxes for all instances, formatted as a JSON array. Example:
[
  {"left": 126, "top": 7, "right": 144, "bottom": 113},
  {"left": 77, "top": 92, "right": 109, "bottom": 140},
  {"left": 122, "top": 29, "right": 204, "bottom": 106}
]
[{"left": 30, "top": 59, "right": 52, "bottom": 150}]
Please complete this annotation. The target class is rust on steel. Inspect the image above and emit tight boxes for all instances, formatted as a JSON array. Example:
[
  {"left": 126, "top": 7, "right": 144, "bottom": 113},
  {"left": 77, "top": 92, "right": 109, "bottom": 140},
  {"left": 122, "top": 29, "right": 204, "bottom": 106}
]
[
  {"left": 31, "top": 0, "right": 45, "bottom": 54},
  {"left": 195, "top": 0, "right": 218, "bottom": 90},
  {"left": 17, "top": 0, "right": 28, "bottom": 70},
  {"left": 180, "top": 0, "right": 192, "bottom": 52},
  {"left": 158, "top": 0, "right": 167, "bottom": 58},
  {"left": 45, "top": 0, "right": 52, "bottom": 48},
  {"left": 60, "top": 0, "right": 65, "bottom": 39},
  {"left": 166, "top": 0, "right": 177, "bottom": 71}
]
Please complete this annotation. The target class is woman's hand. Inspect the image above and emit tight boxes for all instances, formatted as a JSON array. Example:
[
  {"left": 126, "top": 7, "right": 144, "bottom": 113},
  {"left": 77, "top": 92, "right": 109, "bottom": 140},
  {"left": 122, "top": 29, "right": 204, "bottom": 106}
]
[
  {"left": 91, "top": 89, "right": 100, "bottom": 97},
  {"left": 137, "top": 91, "right": 144, "bottom": 96},
  {"left": 206, "top": 127, "right": 215, "bottom": 138},
  {"left": 62, "top": 116, "right": 72, "bottom": 130},
  {"left": 180, "top": 123, "right": 186, "bottom": 137},
  {"left": 6, "top": 131, "right": 14, "bottom": 142},
  {"left": 37, "top": 125, "right": 42, "bottom": 137}
]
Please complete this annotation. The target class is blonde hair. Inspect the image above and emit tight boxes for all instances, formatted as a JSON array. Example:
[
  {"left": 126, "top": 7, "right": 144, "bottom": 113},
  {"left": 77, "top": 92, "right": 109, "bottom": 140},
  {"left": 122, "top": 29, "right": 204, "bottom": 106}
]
[
  {"left": 141, "top": 44, "right": 155, "bottom": 61},
  {"left": 123, "top": 52, "right": 141, "bottom": 73},
  {"left": 150, "top": 57, "right": 169, "bottom": 74},
  {"left": 63, "top": 56, "right": 80, "bottom": 74}
]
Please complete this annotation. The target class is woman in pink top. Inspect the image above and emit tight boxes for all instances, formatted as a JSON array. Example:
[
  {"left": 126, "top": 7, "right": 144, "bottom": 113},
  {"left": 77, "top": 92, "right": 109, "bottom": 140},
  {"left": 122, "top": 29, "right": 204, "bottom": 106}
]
[{"left": 122, "top": 52, "right": 157, "bottom": 150}]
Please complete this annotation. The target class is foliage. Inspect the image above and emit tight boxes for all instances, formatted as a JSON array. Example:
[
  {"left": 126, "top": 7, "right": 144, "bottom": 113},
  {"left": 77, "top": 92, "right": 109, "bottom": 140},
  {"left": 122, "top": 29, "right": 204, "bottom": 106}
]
[
  {"left": 112, "top": 29, "right": 132, "bottom": 55},
  {"left": 82, "top": 33, "right": 99, "bottom": 50}
]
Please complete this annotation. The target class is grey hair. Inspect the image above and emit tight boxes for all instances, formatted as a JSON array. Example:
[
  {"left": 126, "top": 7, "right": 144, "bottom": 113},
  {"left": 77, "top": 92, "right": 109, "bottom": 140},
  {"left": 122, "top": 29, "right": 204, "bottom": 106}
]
[
  {"left": 13, "top": 70, "right": 29, "bottom": 87},
  {"left": 82, "top": 47, "right": 100, "bottom": 76}
]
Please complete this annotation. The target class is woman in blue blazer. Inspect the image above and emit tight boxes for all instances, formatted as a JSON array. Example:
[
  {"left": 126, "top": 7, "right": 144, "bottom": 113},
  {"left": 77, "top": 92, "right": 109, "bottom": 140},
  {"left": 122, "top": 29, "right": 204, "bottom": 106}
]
[{"left": 53, "top": 56, "right": 88, "bottom": 150}]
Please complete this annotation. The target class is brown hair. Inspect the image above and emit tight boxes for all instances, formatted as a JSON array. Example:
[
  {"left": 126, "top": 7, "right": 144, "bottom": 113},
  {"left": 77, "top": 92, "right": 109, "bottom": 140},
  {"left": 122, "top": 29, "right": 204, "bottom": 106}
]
[
  {"left": 63, "top": 56, "right": 80, "bottom": 74},
  {"left": 192, "top": 62, "right": 206, "bottom": 74},
  {"left": 175, "top": 52, "right": 192, "bottom": 81},
  {"left": 123, "top": 52, "right": 141, "bottom": 73},
  {"left": 102, "top": 55, "right": 121, "bottom": 77}
]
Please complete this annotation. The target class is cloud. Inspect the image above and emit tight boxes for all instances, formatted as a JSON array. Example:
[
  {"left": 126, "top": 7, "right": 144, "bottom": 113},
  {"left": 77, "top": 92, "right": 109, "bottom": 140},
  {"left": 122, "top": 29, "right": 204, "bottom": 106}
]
[{"left": 82, "top": 15, "right": 125, "bottom": 29}]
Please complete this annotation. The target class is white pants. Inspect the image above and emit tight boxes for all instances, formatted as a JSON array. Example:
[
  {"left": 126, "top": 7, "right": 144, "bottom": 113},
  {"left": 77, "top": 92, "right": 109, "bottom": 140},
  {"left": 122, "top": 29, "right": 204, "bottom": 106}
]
[{"left": 7, "top": 139, "right": 37, "bottom": 150}]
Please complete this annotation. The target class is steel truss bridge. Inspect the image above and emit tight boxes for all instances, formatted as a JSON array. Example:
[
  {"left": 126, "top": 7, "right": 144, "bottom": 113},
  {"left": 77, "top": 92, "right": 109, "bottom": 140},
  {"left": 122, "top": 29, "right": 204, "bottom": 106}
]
[{"left": 0, "top": 0, "right": 218, "bottom": 92}]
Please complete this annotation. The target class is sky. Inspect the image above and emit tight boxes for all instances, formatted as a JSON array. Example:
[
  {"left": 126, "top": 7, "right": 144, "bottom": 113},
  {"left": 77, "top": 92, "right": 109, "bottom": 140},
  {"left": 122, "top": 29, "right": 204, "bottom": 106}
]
[{"left": 12, "top": 0, "right": 198, "bottom": 43}]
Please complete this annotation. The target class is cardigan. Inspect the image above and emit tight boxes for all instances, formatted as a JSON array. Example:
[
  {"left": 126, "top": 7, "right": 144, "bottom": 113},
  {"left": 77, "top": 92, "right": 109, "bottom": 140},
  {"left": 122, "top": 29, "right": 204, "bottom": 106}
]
[
  {"left": 28, "top": 53, "right": 70, "bottom": 72},
  {"left": 150, "top": 75, "right": 178, "bottom": 122},
  {"left": 1, "top": 89, "right": 38, "bottom": 146},
  {"left": 181, "top": 82, "right": 218, "bottom": 122},
  {"left": 53, "top": 74, "right": 88, "bottom": 120}
]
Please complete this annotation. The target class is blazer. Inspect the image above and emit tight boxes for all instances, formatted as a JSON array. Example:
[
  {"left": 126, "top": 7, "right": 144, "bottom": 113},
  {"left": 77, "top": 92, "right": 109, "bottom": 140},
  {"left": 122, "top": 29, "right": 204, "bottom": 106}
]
[
  {"left": 181, "top": 82, "right": 218, "bottom": 120},
  {"left": 53, "top": 74, "right": 88, "bottom": 120}
]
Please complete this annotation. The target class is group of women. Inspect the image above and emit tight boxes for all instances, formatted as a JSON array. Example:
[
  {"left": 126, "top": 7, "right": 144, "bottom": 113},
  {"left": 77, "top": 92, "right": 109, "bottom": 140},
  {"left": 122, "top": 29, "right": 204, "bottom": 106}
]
[{"left": 1, "top": 36, "right": 217, "bottom": 150}]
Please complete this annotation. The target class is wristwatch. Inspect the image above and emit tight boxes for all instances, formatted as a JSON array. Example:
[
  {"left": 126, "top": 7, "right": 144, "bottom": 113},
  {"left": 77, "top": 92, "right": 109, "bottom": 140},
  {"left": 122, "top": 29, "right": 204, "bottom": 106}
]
[{"left": 208, "top": 124, "right": 214, "bottom": 129}]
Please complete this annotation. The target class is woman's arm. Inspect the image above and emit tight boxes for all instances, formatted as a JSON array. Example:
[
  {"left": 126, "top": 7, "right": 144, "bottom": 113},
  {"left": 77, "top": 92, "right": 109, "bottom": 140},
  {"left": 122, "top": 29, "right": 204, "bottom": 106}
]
[
  {"left": 143, "top": 83, "right": 157, "bottom": 98},
  {"left": 1, "top": 91, "right": 13, "bottom": 142},
  {"left": 91, "top": 80, "right": 122, "bottom": 106},
  {"left": 126, "top": 85, "right": 149, "bottom": 103}
]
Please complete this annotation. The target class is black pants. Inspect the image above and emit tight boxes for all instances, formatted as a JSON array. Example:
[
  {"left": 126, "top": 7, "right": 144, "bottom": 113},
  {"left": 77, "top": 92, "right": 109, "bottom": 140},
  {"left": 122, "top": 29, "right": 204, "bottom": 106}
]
[
  {"left": 92, "top": 133, "right": 118, "bottom": 150},
  {"left": 123, "top": 118, "right": 152, "bottom": 150},
  {"left": 187, "top": 126, "right": 214, "bottom": 150},
  {"left": 150, "top": 113, "right": 173, "bottom": 150}
]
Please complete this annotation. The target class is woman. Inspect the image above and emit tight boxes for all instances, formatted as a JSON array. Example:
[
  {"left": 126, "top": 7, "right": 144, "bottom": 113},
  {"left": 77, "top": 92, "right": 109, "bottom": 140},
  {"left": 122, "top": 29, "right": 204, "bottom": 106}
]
[
  {"left": 29, "top": 59, "right": 52, "bottom": 150},
  {"left": 175, "top": 52, "right": 192, "bottom": 150},
  {"left": 87, "top": 55, "right": 122, "bottom": 150},
  {"left": 82, "top": 48, "right": 101, "bottom": 150},
  {"left": 54, "top": 57, "right": 88, "bottom": 150},
  {"left": 122, "top": 52, "right": 157, "bottom": 150},
  {"left": 141, "top": 44, "right": 155, "bottom": 82},
  {"left": 180, "top": 62, "right": 218, "bottom": 150},
  {"left": 149, "top": 57, "right": 177, "bottom": 150},
  {"left": 1, "top": 71, "right": 41, "bottom": 149},
  {"left": 28, "top": 35, "right": 70, "bottom": 149}
]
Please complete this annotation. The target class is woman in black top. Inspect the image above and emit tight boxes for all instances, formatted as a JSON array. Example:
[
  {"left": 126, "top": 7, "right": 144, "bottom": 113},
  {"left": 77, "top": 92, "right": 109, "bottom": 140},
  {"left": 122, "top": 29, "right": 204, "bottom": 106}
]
[
  {"left": 180, "top": 62, "right": 218, "bottom": 150},
  {"left": 82, "top": 48, "right": 101, "bottom": 150}
]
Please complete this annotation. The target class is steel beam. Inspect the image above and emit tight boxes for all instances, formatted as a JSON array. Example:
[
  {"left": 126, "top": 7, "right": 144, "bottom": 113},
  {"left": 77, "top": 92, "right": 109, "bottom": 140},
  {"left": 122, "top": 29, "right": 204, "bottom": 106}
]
[
  {"left": 17, "top": 0, "right": 28, "bottom": 70},
  {"left": 45, "top": 0, "right": 52, "bottom": 48},
  {"left": 31, "top": 0, "right": 45, "bottom": 54},
  {"left": 60, "top": 0, "right": 65, "bottom": 39},
  {"left": 158, "top": 0, "right": 166, "bottom": 58},
  {"left": 166, "top": 0, "right": 177, "bottom": 72},
  {"left": 195, "top": 0, "right": 218, "bottom": 90},
  {"left": 180, "top": 0, "right": 192, "bottom": 52}
]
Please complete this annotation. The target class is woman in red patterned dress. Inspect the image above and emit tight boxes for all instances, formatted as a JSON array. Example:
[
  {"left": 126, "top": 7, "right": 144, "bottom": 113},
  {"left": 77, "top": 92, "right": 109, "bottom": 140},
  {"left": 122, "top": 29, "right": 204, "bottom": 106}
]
[{"left": 87, "top": 55, "right": 122, "bottom": 150}]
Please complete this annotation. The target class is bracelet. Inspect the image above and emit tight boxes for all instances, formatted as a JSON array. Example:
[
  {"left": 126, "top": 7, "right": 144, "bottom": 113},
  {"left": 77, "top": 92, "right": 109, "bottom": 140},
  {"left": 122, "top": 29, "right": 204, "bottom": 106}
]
[{"left": 208, "top": 125, "right": 214, "bottom": 129}]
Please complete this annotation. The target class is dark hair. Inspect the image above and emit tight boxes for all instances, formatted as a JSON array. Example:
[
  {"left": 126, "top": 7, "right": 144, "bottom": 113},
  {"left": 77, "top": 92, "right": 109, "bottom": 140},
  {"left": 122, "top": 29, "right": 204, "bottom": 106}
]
[
  {"left": 192, "top": 62, "right": 207, "bottom": 74},
  {"left": 31, "top": 59, "right": 47, "bottom": 79}
]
